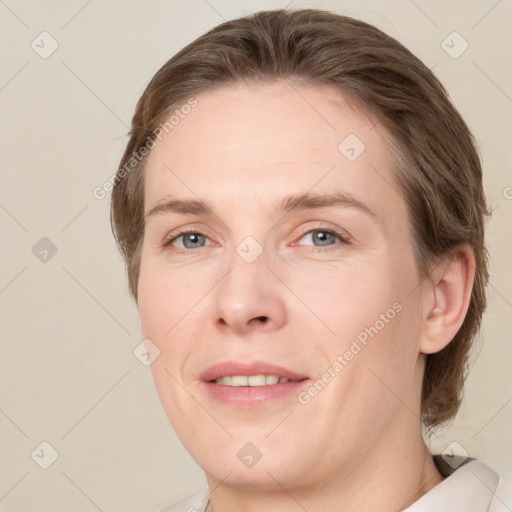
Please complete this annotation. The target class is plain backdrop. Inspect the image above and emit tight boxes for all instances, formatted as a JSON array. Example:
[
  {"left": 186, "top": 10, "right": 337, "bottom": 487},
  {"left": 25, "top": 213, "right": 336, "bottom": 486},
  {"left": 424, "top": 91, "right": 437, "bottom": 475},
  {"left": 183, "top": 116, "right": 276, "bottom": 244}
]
[{"left": 0, "top": 1, "right": 511, "bottom": 511}]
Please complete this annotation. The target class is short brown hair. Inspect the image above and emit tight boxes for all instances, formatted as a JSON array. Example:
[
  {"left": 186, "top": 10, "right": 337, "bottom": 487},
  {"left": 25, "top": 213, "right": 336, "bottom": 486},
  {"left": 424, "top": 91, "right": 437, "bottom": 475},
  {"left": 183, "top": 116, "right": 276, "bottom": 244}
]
[{"left": 111, "top": 9, "right": 490, "bottom": 430}]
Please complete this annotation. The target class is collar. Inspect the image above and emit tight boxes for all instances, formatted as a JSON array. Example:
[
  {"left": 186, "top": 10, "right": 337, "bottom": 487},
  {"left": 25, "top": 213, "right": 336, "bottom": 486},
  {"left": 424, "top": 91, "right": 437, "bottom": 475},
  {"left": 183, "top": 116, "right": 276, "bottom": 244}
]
[{"left": 403, "top": 455, "right": 500, "bottom": 511}]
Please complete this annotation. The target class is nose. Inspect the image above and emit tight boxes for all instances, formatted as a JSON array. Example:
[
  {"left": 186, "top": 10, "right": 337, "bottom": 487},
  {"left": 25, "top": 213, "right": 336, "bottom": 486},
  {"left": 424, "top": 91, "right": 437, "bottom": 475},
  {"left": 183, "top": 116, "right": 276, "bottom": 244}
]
[{"left": 211, "top": 248, "right": 287, "bottom": 336}]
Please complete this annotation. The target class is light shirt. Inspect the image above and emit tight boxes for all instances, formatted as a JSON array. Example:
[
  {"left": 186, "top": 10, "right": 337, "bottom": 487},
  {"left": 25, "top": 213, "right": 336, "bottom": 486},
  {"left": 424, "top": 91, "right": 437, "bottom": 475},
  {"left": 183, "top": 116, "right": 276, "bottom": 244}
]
[{"left": 158, "top": 455, "right": 504, "bottom": 512}]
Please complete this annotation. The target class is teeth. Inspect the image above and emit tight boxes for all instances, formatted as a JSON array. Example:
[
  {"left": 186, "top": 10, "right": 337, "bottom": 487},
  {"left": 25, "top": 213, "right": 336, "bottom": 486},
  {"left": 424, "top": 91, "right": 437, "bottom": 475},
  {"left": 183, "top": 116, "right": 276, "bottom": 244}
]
[
  {"left": 231, "top": 376, "right": 248, "bottom": 387},
  {"left": 248, "top": 375, "right": 265, "bottom": 386},
  {"left": 213, "top": 374, "right": 294, "bottom": 386}
]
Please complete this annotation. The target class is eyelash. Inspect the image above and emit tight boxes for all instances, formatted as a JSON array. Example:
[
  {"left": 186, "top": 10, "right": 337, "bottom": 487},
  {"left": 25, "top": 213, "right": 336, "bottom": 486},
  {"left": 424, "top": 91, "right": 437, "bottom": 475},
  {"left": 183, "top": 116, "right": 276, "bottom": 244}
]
[{"left": 162, "top": 225, "right": 350, "bottom": 253}]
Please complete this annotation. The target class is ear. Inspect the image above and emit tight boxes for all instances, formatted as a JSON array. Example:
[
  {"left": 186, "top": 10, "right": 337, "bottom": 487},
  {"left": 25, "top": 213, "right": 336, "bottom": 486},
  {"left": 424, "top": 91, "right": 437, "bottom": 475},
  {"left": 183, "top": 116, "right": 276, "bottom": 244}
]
[{"left": 420, "top": 245, "right": 476, "bottom": 355}]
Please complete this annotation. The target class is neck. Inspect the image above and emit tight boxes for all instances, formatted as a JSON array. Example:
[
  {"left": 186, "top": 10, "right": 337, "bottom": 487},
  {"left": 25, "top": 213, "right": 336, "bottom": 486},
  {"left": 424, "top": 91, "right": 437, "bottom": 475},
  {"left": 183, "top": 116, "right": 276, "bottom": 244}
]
[{"left": 204, "top": 424, "right": 444, "bottom": 512}]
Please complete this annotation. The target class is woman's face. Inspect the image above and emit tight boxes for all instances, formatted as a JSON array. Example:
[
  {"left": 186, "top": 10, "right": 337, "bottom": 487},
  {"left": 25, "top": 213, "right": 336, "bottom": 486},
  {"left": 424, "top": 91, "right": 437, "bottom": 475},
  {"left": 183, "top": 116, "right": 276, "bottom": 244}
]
[{"left": 138, "top": 81, "right": 426, "bottom": 490}]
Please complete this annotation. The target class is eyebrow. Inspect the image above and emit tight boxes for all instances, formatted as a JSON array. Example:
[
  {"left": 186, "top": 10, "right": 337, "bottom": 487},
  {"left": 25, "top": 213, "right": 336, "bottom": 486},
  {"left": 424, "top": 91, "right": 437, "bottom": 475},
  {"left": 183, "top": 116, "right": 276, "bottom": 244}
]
[{"left": 145, "top": 191, "right": 376, "bottom": 219}]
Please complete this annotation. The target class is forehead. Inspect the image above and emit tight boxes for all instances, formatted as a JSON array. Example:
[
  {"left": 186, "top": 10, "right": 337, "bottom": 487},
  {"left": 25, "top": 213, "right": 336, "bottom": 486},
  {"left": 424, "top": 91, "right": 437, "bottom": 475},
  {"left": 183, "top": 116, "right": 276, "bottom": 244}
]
[{"left": 143, "top": 80, "right": 405, "bottom": 224}]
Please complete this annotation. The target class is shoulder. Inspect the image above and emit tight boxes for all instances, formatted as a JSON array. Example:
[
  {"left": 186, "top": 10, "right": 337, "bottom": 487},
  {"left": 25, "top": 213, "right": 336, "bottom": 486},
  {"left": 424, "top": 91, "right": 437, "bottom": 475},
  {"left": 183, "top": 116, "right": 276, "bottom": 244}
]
[
  {"left": 489, "top": 461, "right": 512, "bottom": 512},
  {"left": 154, "top": 488, "right": 210, "bottom": 512},
  {"left": 434, "top": 455, "right": 512, "bottom": 512}
]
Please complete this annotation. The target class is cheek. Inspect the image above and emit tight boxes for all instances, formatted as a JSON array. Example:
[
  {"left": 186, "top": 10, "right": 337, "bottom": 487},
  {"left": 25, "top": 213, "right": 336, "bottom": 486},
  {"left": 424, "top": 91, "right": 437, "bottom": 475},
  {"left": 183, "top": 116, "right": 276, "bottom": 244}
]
[
  {"left": 137, "top": 263, "right": 201, "bottom": 427},
  {"left": 286, "top": 257, "right": 402, "bottom": 339},
  {"left": 137, "top": 269, "right": 170, "bottom": 339},
  {"left": 137, "top": 256, "right": 216, "bottom": 382},
  {"left": 137, "top": 257, "right": 202, "bottom": 336},
  {"left": 314, "top": 255, "right": 421, "bottom": 374}
]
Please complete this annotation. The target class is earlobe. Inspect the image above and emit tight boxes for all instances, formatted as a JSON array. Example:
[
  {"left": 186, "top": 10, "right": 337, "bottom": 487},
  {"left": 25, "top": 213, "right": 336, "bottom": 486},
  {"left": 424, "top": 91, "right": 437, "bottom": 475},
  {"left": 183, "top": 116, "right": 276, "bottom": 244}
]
[{"left": 420, "top": 246, "right": 476, "bottom": 355}]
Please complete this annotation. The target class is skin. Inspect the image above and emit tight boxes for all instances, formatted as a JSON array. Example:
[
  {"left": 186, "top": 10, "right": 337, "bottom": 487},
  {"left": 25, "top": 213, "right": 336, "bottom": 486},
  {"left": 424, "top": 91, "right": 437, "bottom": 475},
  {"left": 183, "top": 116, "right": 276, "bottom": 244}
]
[{"left": 137, "top": 81, "right": 475, "bottom": 512}]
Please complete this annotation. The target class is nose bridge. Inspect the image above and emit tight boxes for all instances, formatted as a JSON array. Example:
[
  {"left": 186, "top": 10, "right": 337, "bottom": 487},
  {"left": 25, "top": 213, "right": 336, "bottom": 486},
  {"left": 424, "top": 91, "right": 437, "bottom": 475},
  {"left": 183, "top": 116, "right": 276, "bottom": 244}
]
[{"left": 211, "top": 236, "right": 286, "bottom": 333}]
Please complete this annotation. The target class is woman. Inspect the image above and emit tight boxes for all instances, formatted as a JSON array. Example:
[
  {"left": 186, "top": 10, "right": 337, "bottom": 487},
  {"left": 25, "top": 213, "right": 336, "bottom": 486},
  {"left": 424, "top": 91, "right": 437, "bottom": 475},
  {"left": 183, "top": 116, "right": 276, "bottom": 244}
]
[{"left": 111, "top": 9, "right": 502, "bottom": 512}]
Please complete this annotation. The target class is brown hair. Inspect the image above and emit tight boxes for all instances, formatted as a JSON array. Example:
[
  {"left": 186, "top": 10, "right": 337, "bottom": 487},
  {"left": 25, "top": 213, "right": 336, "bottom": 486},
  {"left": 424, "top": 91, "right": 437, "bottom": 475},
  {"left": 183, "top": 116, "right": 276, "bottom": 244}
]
[{"left": 111, "top": 9, "right": 490, "bottom": 430}]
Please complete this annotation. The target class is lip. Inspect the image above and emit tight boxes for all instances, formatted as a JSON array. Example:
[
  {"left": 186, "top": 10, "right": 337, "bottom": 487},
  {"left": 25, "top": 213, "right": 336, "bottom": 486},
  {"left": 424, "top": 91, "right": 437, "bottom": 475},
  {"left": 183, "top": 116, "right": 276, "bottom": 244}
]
[{"left": 199, "top": 360, "right": 310, "bottom": 408}]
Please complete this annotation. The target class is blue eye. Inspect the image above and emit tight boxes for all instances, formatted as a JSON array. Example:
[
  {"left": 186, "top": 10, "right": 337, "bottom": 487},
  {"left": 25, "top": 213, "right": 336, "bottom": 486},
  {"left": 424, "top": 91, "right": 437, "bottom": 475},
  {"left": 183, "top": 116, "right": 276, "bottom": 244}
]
[
  {"left": 167, "top": 231, "right": 209, "bottom": 250},
  {"left": 299, "top": 228, "right": 344, "bottom": 247}
]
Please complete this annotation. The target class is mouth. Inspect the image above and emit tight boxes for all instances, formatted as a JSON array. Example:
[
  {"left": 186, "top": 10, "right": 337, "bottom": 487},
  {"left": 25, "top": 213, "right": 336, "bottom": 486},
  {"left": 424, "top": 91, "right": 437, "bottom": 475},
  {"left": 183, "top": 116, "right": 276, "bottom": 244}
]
[{"left": 199, "top": 361, "right": 310, "bottom": 407}]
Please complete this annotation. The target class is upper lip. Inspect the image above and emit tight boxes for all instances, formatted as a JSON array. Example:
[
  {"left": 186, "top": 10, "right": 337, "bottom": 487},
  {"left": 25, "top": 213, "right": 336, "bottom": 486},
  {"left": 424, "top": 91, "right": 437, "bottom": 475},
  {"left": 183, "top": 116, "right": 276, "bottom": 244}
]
[{"left": 200, "top": 361, "right": 309, "bottom": 382}]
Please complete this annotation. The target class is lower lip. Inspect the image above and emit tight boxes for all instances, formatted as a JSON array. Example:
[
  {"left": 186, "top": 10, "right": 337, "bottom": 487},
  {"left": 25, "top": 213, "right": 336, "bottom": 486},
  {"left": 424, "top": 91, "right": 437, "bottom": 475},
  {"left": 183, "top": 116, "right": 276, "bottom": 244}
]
[{"left": 200, "top": 380, "right": 310, "bottom": 407}]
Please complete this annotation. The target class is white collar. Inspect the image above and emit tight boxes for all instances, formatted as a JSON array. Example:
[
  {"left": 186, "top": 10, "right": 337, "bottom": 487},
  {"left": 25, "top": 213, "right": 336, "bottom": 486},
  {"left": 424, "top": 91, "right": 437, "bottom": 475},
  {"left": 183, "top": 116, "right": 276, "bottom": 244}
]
[{"left": 403, "top": 455, "right": 500, "bottom": 511}]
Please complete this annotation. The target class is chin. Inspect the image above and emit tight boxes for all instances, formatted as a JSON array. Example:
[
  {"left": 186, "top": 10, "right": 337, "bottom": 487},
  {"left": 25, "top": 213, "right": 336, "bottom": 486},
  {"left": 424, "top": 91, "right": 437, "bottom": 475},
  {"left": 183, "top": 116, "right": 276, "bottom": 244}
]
[{"left": 186, "top": 434, "right": 311, "bottom": 489}]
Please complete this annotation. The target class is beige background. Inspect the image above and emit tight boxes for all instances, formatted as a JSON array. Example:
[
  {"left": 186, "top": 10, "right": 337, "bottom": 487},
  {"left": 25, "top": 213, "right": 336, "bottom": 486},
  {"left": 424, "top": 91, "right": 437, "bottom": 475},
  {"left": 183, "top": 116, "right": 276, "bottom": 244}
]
[{"left": 1, "top": 0, "right": 511, "bottom": 511}]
